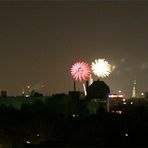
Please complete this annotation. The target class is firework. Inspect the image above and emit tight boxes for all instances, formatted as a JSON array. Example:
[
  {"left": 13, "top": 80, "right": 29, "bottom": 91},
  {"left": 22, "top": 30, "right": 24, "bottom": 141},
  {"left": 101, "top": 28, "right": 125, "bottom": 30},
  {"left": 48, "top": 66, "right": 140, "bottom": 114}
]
[
  {"left": 91, "top": 59, "right": 111, "bottom": 78},
  {"left": 70, "top": 61, "right": 91, "bottom": 81},
  {"left": 83, "top": 83, "right": 87, "bottom": 96}
]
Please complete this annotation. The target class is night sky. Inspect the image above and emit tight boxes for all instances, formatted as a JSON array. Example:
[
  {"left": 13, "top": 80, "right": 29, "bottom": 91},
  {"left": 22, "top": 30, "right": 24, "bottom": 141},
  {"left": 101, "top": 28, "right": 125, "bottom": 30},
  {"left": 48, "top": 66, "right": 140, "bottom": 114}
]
[{"left": 0, "top": 1, "right": 147, "bottom": 97}]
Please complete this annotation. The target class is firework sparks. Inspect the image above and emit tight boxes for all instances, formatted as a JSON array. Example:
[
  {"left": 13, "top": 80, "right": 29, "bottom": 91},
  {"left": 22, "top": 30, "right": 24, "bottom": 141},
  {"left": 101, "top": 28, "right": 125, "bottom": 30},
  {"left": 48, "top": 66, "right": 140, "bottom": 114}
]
[
  {"left": 70, "top": 61, "right": 91, "bottom": 81},
  {"left": 91, "top": 59, "right": 111, "bottom": 78}
]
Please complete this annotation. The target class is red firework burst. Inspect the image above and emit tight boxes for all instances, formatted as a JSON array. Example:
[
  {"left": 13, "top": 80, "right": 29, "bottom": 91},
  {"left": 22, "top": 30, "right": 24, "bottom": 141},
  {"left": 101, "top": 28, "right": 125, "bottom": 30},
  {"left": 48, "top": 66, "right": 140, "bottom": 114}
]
[{"left": 70, "top": 61, "right": 91, "bottom": 81}]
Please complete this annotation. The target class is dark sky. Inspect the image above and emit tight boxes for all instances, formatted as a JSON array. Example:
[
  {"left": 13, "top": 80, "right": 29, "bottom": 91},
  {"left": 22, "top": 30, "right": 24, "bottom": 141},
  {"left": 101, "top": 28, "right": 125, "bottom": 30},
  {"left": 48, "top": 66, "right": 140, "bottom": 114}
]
[{"left": 0, "top": 1, "right": 147, "bottom": 97}]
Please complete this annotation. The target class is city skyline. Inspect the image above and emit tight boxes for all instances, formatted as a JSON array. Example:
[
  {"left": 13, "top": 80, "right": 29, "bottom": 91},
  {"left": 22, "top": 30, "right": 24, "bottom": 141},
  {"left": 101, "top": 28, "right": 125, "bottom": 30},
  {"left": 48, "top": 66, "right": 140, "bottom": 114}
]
[{"left": 0, "top": 1, "right": 147, "bottom": 96}]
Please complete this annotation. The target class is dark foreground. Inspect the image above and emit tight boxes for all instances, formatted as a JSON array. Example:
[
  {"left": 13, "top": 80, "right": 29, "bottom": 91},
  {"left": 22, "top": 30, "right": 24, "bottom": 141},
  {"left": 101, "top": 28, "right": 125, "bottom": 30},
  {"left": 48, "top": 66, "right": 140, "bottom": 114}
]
[{"left": 0, "top": 98, "right": 148, "bottom": 147}]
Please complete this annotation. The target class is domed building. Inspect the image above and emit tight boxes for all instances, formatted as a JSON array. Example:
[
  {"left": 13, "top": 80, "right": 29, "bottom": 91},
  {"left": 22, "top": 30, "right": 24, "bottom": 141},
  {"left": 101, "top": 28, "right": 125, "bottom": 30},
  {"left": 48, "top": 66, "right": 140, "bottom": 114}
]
[{"left": 87, "top": 79, "right": 110, "bottom": 100}]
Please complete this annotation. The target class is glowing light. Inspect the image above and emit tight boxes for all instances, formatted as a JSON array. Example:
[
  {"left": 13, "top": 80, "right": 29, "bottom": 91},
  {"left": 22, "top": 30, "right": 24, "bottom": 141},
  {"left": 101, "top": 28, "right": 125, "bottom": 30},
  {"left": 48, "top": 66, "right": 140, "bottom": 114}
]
[
  {"left": 109, "top": 94, "right": 114, "bottom": 98},
  {"left": 118, "top": 94, "right": 123, "bottom": 98},
  {"left": 116, "top": 110, "right": 122, "bottom": 114},
  {"left": 94, "top": 99, "right": 98, "bottom": 102},
  {"left": 113, "top": 94, "right": 118, "bottom": 98},
  {"left": 111, "top": 65, "right": 116, "bottom": 71},
  {"left": 91, "top": 59, "right": 111, "bottom": 78},
  {"left": 109, "top": 93, "right": 125, "bottom": 99},
  {"left": 123, "top": 98, "right": 126, "bottom": 102},
  {"left": 22, "top": 89, "right": 25, "bottom": 95},
  {"left": 27, "top": 85, "right": 31, "bottom": 89},
  {"left": 70, "top": 61, "right": 91, "bottom": 81},
  {"left": 141, "top": 92, "right": 144, "bottom": 96},
  {"left": 25, "top": 95, "right": 30, "bottom": 98},
  {"left": 118, "top": 90, "right": 122, "bottom": 93},
  {"left": 26, "top": 141, "right": 31, "bottom": 144},
  {"left": 83, "top": 83, "right": 87, "bottom": 96}
]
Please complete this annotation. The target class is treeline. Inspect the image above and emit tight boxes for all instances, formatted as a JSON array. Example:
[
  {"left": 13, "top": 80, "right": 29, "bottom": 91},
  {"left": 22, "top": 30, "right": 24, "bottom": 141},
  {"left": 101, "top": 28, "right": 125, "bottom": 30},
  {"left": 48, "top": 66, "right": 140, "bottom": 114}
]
[{"left": 0, "top": 95, "right": 148, "bottom": 147}]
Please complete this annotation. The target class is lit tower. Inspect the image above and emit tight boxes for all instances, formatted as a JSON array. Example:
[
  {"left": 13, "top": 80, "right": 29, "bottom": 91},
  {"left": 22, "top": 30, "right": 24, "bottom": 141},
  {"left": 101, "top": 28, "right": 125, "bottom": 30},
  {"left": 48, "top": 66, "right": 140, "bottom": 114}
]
[{"left": 132, "top": 80, "right": 137, "bottom": 98}]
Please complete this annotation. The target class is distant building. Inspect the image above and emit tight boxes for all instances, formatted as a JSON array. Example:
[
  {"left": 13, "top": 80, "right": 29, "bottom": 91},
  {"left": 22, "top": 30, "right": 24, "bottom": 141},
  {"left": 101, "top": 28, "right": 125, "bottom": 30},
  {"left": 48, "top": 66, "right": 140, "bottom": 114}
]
[
  {"left": 108, "top": 93, "right": 125, "bottom": 99},
  {"left": 87, "top": 79, "right": 110, "bottom": 100},
  {"left": 86, "top": 80, "right": 110, "bottom": 112},
  {"left": 30, "top": 90, "right": 43, "bottom": 97},
  {"left": 145, "top": 92, "right": 148, "bottom": 98},
  {"left": 1, "top": 91, "right": 7, "bottom": 98}
]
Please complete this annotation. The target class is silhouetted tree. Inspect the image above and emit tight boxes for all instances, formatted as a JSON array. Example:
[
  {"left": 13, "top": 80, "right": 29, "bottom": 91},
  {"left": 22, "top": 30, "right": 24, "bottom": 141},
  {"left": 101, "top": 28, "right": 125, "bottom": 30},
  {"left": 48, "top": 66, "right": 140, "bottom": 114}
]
[
  {"left": 21, "top": 103, "right": 32, "bottom": 113},
  {"left": 32, "top": 99, "right": 45, "bottom": 112},
  {"left": 31, "top": 90, "right": 43, "bottom": 97}
]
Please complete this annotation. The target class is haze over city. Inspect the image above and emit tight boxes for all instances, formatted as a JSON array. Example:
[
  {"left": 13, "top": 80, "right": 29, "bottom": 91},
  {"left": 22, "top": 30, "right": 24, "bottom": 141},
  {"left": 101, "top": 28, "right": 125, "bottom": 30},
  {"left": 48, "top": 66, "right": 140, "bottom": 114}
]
[{"left": 0, "top": 1, "right": 147, "bottom": 96}]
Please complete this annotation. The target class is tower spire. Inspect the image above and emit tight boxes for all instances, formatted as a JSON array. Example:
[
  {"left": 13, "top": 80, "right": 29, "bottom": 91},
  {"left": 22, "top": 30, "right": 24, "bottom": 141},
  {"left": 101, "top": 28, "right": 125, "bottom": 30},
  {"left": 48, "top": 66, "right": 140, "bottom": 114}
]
[{"left": 132, "top": 80, "right": 137, "bottom": 98}]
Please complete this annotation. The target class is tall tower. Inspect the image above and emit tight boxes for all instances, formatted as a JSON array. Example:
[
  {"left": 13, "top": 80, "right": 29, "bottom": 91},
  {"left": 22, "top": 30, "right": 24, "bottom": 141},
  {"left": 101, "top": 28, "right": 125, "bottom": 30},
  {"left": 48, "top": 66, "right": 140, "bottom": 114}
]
[{"left": 132, "top": 80, "right": 137, "bottom": 98}]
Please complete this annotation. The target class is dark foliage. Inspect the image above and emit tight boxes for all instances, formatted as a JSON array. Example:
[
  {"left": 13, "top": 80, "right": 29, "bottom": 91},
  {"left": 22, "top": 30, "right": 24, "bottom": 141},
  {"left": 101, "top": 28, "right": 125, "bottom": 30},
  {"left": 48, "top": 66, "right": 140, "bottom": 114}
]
[{"left": 0, "top": 97, "right": 147, "bottom": 147}]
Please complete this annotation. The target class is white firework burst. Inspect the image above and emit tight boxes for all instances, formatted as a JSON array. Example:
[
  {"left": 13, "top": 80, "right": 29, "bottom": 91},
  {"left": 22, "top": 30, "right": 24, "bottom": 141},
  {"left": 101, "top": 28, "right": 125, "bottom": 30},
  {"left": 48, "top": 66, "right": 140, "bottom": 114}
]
[{"left": 91, "top": 59, "right": 111, "bottom": 78}]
